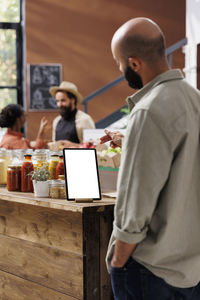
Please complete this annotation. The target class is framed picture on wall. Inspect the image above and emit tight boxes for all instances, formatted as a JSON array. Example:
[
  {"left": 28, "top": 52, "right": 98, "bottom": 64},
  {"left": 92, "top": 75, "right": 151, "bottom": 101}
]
[{"left": 28, "top": 63, "right": 62, "bottom": 111}]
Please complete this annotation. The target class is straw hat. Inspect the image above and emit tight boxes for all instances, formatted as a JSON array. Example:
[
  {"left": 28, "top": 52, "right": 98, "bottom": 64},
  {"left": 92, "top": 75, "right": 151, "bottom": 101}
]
[{"left": 49, "top": 81, "right": 83, "bottom": 103}]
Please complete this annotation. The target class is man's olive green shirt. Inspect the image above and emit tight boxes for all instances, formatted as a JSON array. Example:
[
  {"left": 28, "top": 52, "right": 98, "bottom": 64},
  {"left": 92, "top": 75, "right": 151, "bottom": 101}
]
[{"left": 106, "top": 69, "right": 200, "bottom": 288}]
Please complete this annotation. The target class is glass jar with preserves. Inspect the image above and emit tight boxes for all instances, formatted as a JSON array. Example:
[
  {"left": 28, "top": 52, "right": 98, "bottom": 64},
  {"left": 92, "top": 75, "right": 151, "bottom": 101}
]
[
  {"left": 7, "top": 165, "right": 21, "bottom": 191},
  {"left": 49, "top": 180, "right": 66, "bottom": 199},
  {"left": 49, "top": 154, "right": 59, "bottom": 180},
  {"left": 0, "top": 148, "right": 12, "bottom": 186},
  {"left": 21, "top": 154, "right": 34, "bottom": 192},
  {"left": 32, "top": 150, "right": 49, "bottom": 170},
  {"left": 0, "top": 152, "right": 7, "bottom": 186},
  {"left": 11, "top": 149, "right": 26, "bottom": 166},
  {"left": 56, "top": 155, "right": 64, "bottom": 179}
]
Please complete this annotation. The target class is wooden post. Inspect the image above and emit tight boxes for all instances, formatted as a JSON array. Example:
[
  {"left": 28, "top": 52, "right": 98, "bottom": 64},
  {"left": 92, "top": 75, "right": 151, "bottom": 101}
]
[{"left": 197, "top": 43, "right": 200, "bottom": 90}]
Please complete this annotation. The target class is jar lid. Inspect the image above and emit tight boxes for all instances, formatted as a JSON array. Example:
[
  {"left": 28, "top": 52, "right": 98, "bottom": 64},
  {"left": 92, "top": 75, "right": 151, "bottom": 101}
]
[
  {"left": 8, "top": 164, "right": 21, "bottom": 168},
  {"left": 48, "top": 180, "right": 65, "bottom": 187},
  {"left": 33, "top": 153, "right": 47, "bottom": 158},
  {"left": 34, "top": 149, "right": 49, "bottom": 153}
]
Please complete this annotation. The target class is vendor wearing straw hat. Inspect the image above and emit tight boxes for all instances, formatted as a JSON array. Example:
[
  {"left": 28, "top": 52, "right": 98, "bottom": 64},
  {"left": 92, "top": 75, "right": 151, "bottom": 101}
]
[{"left": 50, "top": 81, "right": 95, "bottom": 147}]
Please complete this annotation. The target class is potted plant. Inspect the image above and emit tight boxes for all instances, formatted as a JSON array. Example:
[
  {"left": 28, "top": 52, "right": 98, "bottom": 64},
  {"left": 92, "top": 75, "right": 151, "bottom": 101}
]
[{"left": 29, "top": 166, "right": 50, "bottom": 197}]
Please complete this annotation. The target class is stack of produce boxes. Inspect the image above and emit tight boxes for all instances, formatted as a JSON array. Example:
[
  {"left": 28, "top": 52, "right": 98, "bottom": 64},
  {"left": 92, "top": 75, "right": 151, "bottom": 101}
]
[{"left": 96, "top": 144, "right": 121, "bottom": 191}]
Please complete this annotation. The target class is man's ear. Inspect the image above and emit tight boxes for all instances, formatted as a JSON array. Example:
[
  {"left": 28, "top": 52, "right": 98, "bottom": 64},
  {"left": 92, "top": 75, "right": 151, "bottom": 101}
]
[
  {"left": 71, "top": 98, "right": 76, "bottom": 108},
  {"left": 128, "top": 57, "right": 141, "bottom": 72}
]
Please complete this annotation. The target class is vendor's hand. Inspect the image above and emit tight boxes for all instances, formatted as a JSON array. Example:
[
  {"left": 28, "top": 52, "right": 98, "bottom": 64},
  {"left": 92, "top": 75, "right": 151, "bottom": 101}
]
[
  {"left": 36, "top": 117, "right": 51, "bottom": 140},
  {"left": 38, "top": 117, "right": 51, "bottom": 135},
  {"left": 100, "top": 129, "right": 124, "bottom": 148}
]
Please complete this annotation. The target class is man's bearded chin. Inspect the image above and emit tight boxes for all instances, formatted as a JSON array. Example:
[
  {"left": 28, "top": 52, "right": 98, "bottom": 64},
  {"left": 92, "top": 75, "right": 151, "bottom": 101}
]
[
  {"left": 124, "top": 66, "right": 143, "bottom": 89},
  {"left": 59, "top": 104, "right": 72, "bottom": 120}
]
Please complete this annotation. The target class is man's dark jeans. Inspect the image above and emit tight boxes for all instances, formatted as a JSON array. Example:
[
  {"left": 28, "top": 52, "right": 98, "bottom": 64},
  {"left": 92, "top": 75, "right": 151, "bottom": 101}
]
[{"left": 110, "top": 257, "right": 200, "bottom": 300}]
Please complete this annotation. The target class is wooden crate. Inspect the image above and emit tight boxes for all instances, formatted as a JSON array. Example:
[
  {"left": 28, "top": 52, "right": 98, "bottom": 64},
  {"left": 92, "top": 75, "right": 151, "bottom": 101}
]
[{"left": 99, "top": 167, "right": 119, "bottom": 192}]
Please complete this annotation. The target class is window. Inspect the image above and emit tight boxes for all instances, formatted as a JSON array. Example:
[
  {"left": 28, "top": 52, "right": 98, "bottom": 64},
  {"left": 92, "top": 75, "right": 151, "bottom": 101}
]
[{"left": 0, "top": 0, "right": 24, "bottom": 138}]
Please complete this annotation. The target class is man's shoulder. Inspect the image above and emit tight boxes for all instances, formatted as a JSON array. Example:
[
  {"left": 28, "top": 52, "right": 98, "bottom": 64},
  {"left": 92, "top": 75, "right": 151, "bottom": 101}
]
[
  {"left": 53, "top": 115, "right": 62, "bottom": 124},
  {"left": 130, "top": 79, "right": 200, "bottom": 140},
  {"left": 134, "top": 78, "right": 200, "bottom": 114},
  {"left": 75, "top": 110, "right": 95, "bottom": 129},
  {"left": 76, "top": 110, "right": 93, "bottom": 120}
]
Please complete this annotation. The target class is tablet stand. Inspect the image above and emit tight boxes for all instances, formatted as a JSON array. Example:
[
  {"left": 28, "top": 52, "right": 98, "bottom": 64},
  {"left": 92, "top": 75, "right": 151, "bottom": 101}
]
[{"left": 75, "top": 198, "right": 94, "bottom": 203}]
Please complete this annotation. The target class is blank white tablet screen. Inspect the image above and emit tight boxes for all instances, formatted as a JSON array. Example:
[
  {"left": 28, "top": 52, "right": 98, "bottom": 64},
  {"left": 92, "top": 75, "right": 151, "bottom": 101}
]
[{"left": 63, "top": 149, "right": 101, "bottom": 199}]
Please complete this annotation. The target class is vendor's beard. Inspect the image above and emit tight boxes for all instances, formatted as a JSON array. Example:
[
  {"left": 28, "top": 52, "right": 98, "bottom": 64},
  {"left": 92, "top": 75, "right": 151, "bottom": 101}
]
[
  {"left": 59, "top": 104, "right": 73, "bottom": 120},
  {"left": 124, "top": 66, "right": 143, "bottom": 90}
]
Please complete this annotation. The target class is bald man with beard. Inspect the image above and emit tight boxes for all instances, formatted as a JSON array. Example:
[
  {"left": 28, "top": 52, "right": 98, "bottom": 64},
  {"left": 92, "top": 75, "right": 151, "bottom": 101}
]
[{"left": 105, "top": 18, "right": 200, "bottom": 300}]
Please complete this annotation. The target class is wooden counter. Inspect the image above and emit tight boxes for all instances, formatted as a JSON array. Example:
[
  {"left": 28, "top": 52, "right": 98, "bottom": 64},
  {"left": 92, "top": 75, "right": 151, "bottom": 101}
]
[{"left": 0, "top": 188, "right": 115, "bottom": 300}]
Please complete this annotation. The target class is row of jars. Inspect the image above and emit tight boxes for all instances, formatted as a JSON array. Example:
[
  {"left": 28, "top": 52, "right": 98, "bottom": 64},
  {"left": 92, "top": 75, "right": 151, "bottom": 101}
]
[
  {"left": 1, "top": 149, "right": 65, "bottom": 193},
  {"left": 0, "top": 148, "right": 64, "bottom": 184}
]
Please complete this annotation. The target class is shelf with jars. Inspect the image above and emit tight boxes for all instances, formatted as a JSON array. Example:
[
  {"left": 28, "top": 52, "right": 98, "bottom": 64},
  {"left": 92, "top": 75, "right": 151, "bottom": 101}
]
[{"left": 0, "top": 149, "right": 69, "bottom": 200}]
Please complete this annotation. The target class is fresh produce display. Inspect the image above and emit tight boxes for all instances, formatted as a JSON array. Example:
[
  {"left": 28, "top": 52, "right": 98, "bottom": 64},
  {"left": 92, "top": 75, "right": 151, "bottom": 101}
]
[
  {"left": 102, "top": 147, "right": 122, "bottom": 154},
  {"left": 96, "top": 145, "right": 121, "bottom": 168},
  {"left": 80, "top": 141, "right": 96, "bottom": 148},
  {"left": 47, "top": 138, "right": 122, "bottom": 169}
]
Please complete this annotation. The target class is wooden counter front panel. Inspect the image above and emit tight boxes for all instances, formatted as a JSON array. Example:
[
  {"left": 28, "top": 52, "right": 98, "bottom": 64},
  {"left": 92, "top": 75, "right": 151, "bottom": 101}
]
[
  {"left": 0, "top": 270, "right": 77, "bottom": 300},
  {"left": 0, "top": 200, "right": 82, "bottom": 254},
  {"left": 0, "top": 194, "right": 114, "bottom": 299},
  {"left": 0, "top": 234, "right": 83, "bottom": 298},
  {"left": 0, "top": 200, "right": 83, "bottom": 299}
]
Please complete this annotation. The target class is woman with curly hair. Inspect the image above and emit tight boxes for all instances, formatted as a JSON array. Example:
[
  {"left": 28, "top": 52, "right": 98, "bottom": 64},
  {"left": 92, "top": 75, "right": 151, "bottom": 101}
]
[{"left": 0, "top": 104, "right": 48, "bottom": 149}]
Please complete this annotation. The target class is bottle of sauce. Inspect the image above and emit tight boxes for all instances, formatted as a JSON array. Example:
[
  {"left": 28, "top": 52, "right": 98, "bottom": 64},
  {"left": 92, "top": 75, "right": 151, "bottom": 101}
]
[
  {"left": 49, "top": 154, "right": 59, "bottom": 180},
  {"left": 56, "top": 155, "right": 64, "bottom": 179},
  {"left": 21, "top": 154, "right": 34, "bottom": 192},
  {"left": 7, "top": 165, "right": 21, "bottom": 191}
]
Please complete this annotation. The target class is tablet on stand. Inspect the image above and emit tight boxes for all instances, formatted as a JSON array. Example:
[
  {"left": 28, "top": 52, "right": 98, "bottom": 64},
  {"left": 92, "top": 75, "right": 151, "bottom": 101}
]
[{"left": 63, "top": 148, "right": 101, "bottom": 202}]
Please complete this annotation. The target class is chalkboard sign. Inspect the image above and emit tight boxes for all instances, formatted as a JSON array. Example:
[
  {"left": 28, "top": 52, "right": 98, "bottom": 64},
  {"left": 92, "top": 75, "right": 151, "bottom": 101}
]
[{"left": 28, "top": 64, "right": 62, "bottom": 110}]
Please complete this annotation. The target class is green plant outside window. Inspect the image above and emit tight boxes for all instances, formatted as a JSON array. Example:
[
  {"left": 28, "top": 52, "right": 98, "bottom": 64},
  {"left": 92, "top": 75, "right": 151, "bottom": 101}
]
[
  {"left": 0, "top": 0, "right": 20, "bottom": 22},
  {"left": 0, "top": 0, "right": 21, "bottom": 140},
  {"left": 0, "top": 29, "right": 16, "bottom": 86}
]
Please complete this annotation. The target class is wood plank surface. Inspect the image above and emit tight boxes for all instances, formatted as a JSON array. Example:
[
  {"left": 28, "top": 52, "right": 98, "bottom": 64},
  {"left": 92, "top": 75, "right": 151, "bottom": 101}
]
[
  {"left": 0, "top": 234, "right": 83, "bottom": 299},
  {"left": 0, "top": 188, "right": 115, "bottom": 213},
  {"left": 0, "top": 270, "right": 78, "bottom": 300},
  {"left": 0, "top": 200, "right": 82, "bottom": 254}
]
